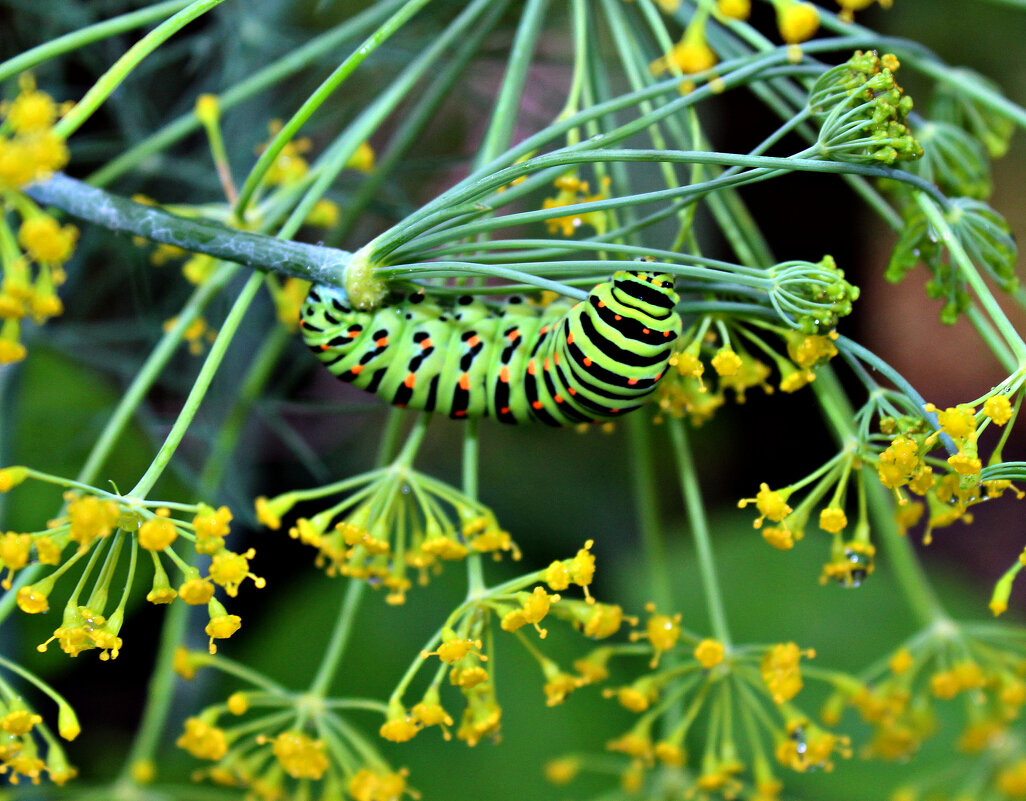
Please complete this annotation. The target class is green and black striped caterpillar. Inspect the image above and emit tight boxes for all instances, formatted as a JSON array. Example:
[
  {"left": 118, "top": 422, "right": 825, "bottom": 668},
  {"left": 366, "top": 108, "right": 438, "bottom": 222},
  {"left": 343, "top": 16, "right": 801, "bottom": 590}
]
[{"left": 299, "top": 269, "right": 682, "bottom": 426}]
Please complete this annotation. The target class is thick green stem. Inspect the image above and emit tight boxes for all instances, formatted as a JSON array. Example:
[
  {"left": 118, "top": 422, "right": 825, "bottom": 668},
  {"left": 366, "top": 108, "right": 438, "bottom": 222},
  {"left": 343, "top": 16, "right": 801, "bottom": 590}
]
[
  {"left": 667, "top": 417, "right": 732, "bottom": 646},
  {"left": 25, "top": 174, "right": 350, "bottom": 287}
]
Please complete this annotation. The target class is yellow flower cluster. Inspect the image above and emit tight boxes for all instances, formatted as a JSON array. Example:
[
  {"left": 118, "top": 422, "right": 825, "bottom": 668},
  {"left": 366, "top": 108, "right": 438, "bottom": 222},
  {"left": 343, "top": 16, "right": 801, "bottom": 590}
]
[
  {"left": 175, "top": 672, "right": 413, "bottom": 801},
  {"left": 875, "top": 391, "right": 1022, "bottom": 549},
  {"left": 257, "top": 467, "right": 519, "bottom": 604},
  {"left": 1, "top": 468, "right": 261, "bottom": 660},
  {"left": 541, "top": 174, "right": 611, "bottom": 237},
  {"left": 654, "top": 324, "right": 839, "bottom": 425},
  {"left": 380, "top": 542, "right": 609, "bottom": 748},
  {"left": 0, "top": 692, "right": 78, "bottom": 787},
  {"left": 0, "top": 78, "right": 77, "bottom": 365},
  {"left": 824, "top": 622, "right": 1026, "bottom": 763},
  {"left": 561, "top": 607, "right": 845, "bottom": 796},
  {"left": 258, "top": 120, "right": 374, "bottom": 187},
  {"left": 0, "top": 76, "right": 69, "bottom": 191}
]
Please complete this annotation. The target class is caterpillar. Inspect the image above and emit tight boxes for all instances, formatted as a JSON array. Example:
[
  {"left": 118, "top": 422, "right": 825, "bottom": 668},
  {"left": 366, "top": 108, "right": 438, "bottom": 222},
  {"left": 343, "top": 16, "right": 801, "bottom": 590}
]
[{"left": 299, "top": 269, "right": 681, "bottom": 426}]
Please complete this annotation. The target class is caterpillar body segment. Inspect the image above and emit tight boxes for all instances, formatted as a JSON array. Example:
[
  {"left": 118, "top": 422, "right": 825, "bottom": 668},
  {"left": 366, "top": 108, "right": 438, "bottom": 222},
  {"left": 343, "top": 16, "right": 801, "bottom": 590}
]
[{"left": 300, "top": 270, "right": 681, "bottom": 425}]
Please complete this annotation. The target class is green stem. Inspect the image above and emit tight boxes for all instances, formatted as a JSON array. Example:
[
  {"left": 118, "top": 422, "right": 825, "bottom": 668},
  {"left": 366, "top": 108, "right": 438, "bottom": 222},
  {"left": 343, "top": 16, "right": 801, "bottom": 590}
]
[
  {"left": 462, "top": 420, "right": 485, "bottom": 595},
  {"left": 0, "top": 0, "right": 194, "bottom": 82},
  {"left": 129, "top": 272, "right": 263, "bottom": 497},
  {"left": 54, "top": 0, "right": 229, "bottom": 138},
  {"left": 916, "top": 194, "right": 1026, "bottom": 363},
  {"left": 666, "top": 417, "right": 732, "bottom": 646},
  {"left": 87, "top": 0, "right": 406, "bottom": 186},
  {"left": 308, "top": 578, "right": 367, "bottom": 696},
  {"left": 812, "top": 368, "right": 949, "bottom": 627},
  {"left": 626, "top": 414, "right": 672, "bottom": 613},
  {"left": 25, "top": 174, "right": 351, "bottom": 287},
  {"left": 196, "top": 326, "right": 291, "bottom": 490},
  {"left": 0, "top": 653, "right": 74, "bottom": 712},
  {"left": 233, "top": 0, "right": 436, "bottom": 218}
]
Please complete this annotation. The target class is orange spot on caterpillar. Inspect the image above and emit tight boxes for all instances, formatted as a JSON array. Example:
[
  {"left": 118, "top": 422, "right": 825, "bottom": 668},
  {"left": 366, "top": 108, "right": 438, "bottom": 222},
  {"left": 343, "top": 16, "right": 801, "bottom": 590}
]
[
  {"left": 500, "top": 406, "right": 511, "bottom": 414},
  {"left": 554, "top": 353, "right": 560, "bottom": 365},
  {"left": 583, "top": 357, "right": 593, "bottom": 367},
  {"left": 642, "top": 328, "right": 650, "bottom": 335},
  {"left": 663, "top": 331, "right": 671, "bottom": 337},
  {"left": 540, "top": 326, "right": 549, "bottom": 335},
  {"left": 347, "top": 330, "right": 360, "bottom": 338},
  {"left": 568, "top": 387, "right": 577, "bottom": 395},
  {"left": 614, "top": 314, "right": 622, "bottom": 321},
  {"left": 567, "top": 332, "right": 574, "bottom": 345},
  {"left": 350, "top": 365, "right": 364, "bottom": 375},
  {"left": 458, "top": 373, "right": 471, "bottom": 391},
  {"left": 320, "top": 344, "right": 330, "bottom": 351},
  {"left": 467, "top": 335, "right": 480, "bottom": 347},
  {"left": 404, "top": 374, "right": 416, "bottom": 388},
  {"left": 610, "top": 408, "right": 620, "bottom": 414},
  {"left": 597, "top": 301, "right": 606, "bottom": 308},
  {"left": 554, "top": 394, "right": 564, "bottom": 403},
  {"left": 420, "top": 338, "right": 433, "bottom": 349},
  {"left": 375, "top": 337, "right": 389, "bottom": 347},
  {"left": 655, "top": 372, "right": 663, "bottom": 380},
  {"left": 499, "top": 366, "right": 510, "bottom": 383},
  {"left": 543, "top": 358, "right": 550, "bottom": 371},
  {"left": 299, "top": 319, "right": 306, "bottom": 327},
  {"left": 527, "top": 360, "right": 537, "bottom": 375},
  {"left": 453, "top": 410, "right": 467, "bottom": 417},
  {"left": 507, "top": 329, "right": 520, "bottom": 342},
  {"left": 532, "top": 401, "right": 543, "bottom": 410},
  {"left": 628, "top": 378, "right": 638, "bottom": 386}
]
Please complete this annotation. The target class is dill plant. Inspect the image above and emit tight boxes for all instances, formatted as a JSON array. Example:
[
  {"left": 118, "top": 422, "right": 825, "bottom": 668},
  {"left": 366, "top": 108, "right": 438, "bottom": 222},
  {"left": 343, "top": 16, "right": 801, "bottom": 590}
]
[{"left": 0, "top": 1, "right": 1025, "bottom": 800}]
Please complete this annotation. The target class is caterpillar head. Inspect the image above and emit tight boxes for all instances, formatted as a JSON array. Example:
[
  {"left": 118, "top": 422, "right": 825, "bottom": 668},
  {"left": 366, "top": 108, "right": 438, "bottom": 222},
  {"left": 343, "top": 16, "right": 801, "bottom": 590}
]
[{"left": 611, "top": 269, "right": 679, "bottom": 308}]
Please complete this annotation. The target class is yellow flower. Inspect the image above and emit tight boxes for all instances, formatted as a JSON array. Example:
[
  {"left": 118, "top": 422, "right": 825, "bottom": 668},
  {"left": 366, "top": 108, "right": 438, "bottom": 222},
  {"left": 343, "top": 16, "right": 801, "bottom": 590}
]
[
  {"left": 380, "top": 711, "right": 420, "bottom": 743},
  {"left": 205, "top": 600, "right": 241, "bottom": 654},
  {"left": 818, "top": 507, "right": 848, "bottom": 533},
  {"left": 545, "top": 757, "right": 580, "bottom": 785},
  {"left": 932, "top": 404, "right": 977, "bottom": 440},
  {"left": 582, "top": 603, "right": 625, "bottom": 639},
  {"left": 17, "top": 216, "right": 78, "bottom": 264},
  {"left": 776, "top": 0, "right": 820, "bottom": 44},
  {"left": 208, "top": 548, "right": 264, "bottom": 597},
  {"left": 889, "top": 648, "right": 913, "bottom": 675},
  {"left": 983, "top": 394, "right": 1013, "bottom": 425},
  {"left": 739, "top": 482, "right": 792, "bottom": 528},
  {"left": 270, "top": 731, "right": 330, "bottom": 780},
  {"left": 346, "top": 141, "right": 376, "bottom": 173},
  {"left": 947, "top": 452, "right": 982, "bottom": 476},
  {"left": 16, "top": 584, "right": 50, "bottom": 614},
  {"left": 0, "top": 466, "right": 28, "bottom": 492},
  {"left": 305, "top": 198, "right": 341, "bottom": 228},
  {"left": 137, "top": 515, "right": 178, "bottom": 551},
  {"left": 0, "top": 532, "right": 31, "bottom": 589},
  {"left": 179, "top": 573, "right": 215, "bottom": 605},
  {"left": 717, "top": 0, "right": 751, "bottom": 20},
  {"left": 711, "top": 348, "right": 743, "bottom": 377},
  {"left": 762, "top": 525, "right": 796, "bottom": 550},
  {"left": 761, "top": 642, "right": 813, "bottom": 703},
  {"left": 65, "top": 493, "right": 120, "bottom": 551},
  {"left": 694, "top": 638, "right": 725, "bottom": 668},
  {"left": 177, "top": 717, "right": 228, "bottom": 761}
]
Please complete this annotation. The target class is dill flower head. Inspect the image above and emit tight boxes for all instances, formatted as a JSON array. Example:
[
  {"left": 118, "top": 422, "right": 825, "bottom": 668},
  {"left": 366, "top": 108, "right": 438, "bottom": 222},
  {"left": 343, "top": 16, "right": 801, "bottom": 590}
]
[
  {"left": 262, "top": 466, "right": 518, "bottom": 602},
  {"left": 809, "top": 51, "right": 922, "bottom": 165},
  {"left": 3, "top": 470, "right": 258, "bottom": 662}
]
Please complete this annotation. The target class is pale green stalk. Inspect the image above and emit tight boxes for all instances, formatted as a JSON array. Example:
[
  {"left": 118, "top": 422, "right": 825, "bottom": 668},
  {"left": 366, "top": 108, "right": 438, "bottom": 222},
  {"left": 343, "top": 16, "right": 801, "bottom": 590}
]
[
  {"left": 233, "top": 0, "right": 436, "bottom": 217},
  {"left": 88, "top": 0, "right": 406, "bottom": 186},
  {"left": 667, "top": 417, "right": 732, "bottom": 646},
  {"left": 54, "top": 0, "right": 229, "bottom": 138},
  {"left": 917, "top": 195, "right": 1026, "bottom": 363},
  {"left": 130, "top": 272, "right": 264, "bottom": 497},
  {"left": 0, "top": 0, "right": 194, "bottom": 82}
]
